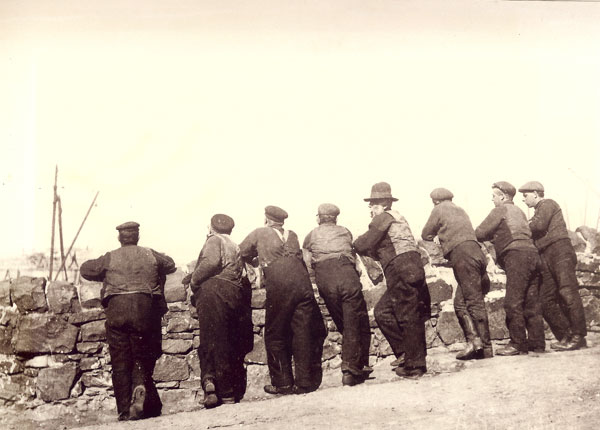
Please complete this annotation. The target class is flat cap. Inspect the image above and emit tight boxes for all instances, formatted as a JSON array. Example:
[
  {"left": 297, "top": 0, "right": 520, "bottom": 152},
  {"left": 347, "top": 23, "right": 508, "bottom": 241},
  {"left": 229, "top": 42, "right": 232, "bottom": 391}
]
[
  {"left": 518, "top": 181, "right": 544, "bottom": 193},
  {"left": 265, "top": 205, "right": 288, "bottom": 222},
  {"left": 211, "top": 214, "right": 235, "bottom": 234},
  {"left": 317, "top": 203, "right": 340, "bottom": 217},
  {"left": 429, "top": 188, "right": 454, "bottom": 201},
  {"left": 492, "top": 181, "right": 516, "bottom": 197},
  {"left": 116, "top": 221, "right": 140, "bottom": 231}
]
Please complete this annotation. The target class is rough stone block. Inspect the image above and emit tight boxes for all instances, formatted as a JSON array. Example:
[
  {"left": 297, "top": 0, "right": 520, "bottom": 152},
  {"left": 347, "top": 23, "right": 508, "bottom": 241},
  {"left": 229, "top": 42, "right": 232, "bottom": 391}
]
[
  {"left": 0, "top": 355, "right": 23, "bottom": 375},
  {"left": 427, "top": 278, "right": 453, "bottom": 303},
  {"left": 164, "top": 270, "right": 188, "bottom": 303},
  {"left": 68, "top": 309, "right": 106, "bottom": 325},
  {"left": 0, "top": 373, "right": 35, "bottom": 403},
  {"left": 578, "top": 271, "right": 600, "bottom": 289},
  {"left": 582, "top": 294, "right": 600, "bottom": 328},
  {"left": 153, "top": 355, "right": 189, "bottom": 382},
  {"left": 358, "top": 255, "right": 384, "bottom": 284},
  {"left": 418, "top": 240, "right": 449, "bottom": 267},
  {"left": 362, "top": 284, "right": 386, "bottom": 312},
  {"left": 0, "top": 307, "right": 18, "bottom": 327},
  {"left": 162, "top": 338, "right": 193, "bottom": 354},
  {"left": 251, "top": 288, "right": 267, "bottom": 309},
  {"left": 79, "top": 282, "right": 103, "bottom": 309},
  {"left": 47, "top": 281, "right": 81, "bottom": 314},
  {"left": 437, "top": 310, "right": 465, "bottom": 345},
  {"left": 10, "top": 276, "right": 48, "bottom": 313},
  {"left": 13, "top": 314, "right": 79, "bottom": 354},
  {"left": 245, "top": 334, "right": 267, "bottom": 365},
  {"left": 0, "top": 280, "right": 11, "bottom": 307},
  {"left": 576, "top": 256, "right": 600, "bottom": 273},
  {"left": 80, "top": 357, "right": 101, "bottom": 371},
  {"left": 575, "top": 226, "right": 599, "bottom": 253},
  {"left": 186, "top": 351, "right": 201, "bottom": 378},
  {"left": 77, "top": 341, "right": 103, "bottom": 354},
  {"left": 36, "top": 362, "right": 78, "bottom": 402},
  {"left": 166, "top": 315, "right": 193, "bottom": 333},
  {"left": 159, "top": 389, "right": 199, "bottom": 414},
  {"left": 252, "top": 309, "right": 266, "bottom": 326},
  {"left": 81, "top": 370, "right": 112, "bottom": 388},
  {"left": 569, "top": 230, "right": 588, "bottom": 252},
  {"left": 425, "top": 319, "right": 439, "bottom": 348},
  {"left": 80, "top": 320, "right": 106, "bottom": 342},
  {"left": 322, "top": 341, "right": 341, "bottom": 361},
  {"left": 0, "top": 326, "right": 14, "bottom": 354},
  {"left": 24, "top": 355, "right": 49, "bottom": 368},
  {"left": 486, "top": 296, "right": 510, "bottom": 340}
]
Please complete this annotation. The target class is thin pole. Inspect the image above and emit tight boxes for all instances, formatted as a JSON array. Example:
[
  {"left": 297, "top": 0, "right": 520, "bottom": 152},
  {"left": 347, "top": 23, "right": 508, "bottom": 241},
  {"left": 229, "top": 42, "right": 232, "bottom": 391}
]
[
  {"left": 583, "top": 190, "right": 589, "bottom": 227},
  {"left": 54, "top": 191, "right": 99, "bottom": 281},
  {"left": 57, "top": 197, "right": 68, "bottom": 282},
  {"left": 564, "top": 202, "right": 571, "bottom": 231},
  {"left": 49, "top": 166, "right": 58, "bottom": 280}
]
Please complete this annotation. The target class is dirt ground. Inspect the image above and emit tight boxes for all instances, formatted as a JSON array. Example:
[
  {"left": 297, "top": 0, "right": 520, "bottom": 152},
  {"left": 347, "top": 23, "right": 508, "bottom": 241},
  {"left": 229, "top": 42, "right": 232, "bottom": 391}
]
[{"left": 3, "top": 333, "right": 600, "bottom": 430}]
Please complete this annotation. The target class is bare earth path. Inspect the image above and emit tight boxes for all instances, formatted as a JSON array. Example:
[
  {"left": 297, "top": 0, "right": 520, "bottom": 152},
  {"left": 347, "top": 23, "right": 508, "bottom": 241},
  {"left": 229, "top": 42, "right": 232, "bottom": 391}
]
[{"left": 3, "top": 334, "right": 600, "bottom": 430}]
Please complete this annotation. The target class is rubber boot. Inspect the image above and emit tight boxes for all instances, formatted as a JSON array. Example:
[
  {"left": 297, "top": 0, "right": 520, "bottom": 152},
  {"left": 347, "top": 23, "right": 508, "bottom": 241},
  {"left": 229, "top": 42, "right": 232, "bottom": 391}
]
[{"left": 455, "top": 313, "right": 483, "bottom": 360}]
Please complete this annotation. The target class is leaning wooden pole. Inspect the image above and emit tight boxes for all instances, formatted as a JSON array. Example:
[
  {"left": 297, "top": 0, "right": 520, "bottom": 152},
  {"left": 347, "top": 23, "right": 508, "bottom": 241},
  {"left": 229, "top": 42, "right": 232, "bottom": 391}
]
[
  {"left": 54, "top": 191, "right": 99, "bottom": 281},
  {"left": 49, "top": 165, "right": 58, "bottom": 280},
  {"left": 57, "top": 197, "right": 68, "bottom": 282}
]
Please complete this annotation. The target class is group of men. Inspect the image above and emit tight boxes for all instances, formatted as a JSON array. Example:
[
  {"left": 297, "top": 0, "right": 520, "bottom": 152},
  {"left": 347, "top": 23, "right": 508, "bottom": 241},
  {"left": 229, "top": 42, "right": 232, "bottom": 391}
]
[{"left": 80, "top": 180, "right": 588, "bottom": 421}]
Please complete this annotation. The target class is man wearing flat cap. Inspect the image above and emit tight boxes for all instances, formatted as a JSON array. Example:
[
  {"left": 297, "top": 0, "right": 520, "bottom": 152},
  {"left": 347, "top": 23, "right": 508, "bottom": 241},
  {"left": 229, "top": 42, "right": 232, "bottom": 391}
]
[
  {"left": 80, "top": 222, "right": 176, "bottom": 421},
  {"left": 240, "top": 206, "right": 326, "bottom": 395},
  {"left": 475, "top": 182, "right": 545, "bottom": 356},
  {"left": 422, "top": 188, "right": 492, "bottom": 360},
  {"left": 353, "top": 182, "right": 431, "bottom": 378},
  {"left": 303, "top": 203, "right": 371, "bottom": 387},
  {"left": 186, "top": 214, "right": 253, "bottom": 408},
  {"left": 519, "top": 181, "right": 587, "bottom": 351}
]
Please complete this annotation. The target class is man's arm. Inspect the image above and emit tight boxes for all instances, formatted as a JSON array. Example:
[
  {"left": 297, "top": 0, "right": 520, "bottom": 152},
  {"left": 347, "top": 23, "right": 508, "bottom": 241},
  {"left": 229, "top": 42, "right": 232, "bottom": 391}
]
[
  {"left": 80, "top": 253, "right": 111, "bottom": 282},
  {"left": 239, "top": 229, "right": 259, "bottom": 264},
  {"left": 475, "top": 207, "right": 503, "bottom": 242},
  {"left": 353, "top": 214, "right": 391, "bottom": 255},
  {"left": 151, "top": 250, "right": 177, "bottom": 276},
  {"left": 190, "top": 236, "right": 222, "bottom": 289},
  {"left": 421, "top": 208, "right": 440, "bottom": 241},
  {"left": 528, "top": 200, "right": 555, "bottom": 236}
]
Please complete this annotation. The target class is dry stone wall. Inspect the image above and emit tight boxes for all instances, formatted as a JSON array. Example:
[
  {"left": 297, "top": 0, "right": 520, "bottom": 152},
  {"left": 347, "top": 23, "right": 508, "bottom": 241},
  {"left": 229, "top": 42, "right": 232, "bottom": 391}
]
[{"left": 1, "top": 232, "right": 600, "bottom": 416}]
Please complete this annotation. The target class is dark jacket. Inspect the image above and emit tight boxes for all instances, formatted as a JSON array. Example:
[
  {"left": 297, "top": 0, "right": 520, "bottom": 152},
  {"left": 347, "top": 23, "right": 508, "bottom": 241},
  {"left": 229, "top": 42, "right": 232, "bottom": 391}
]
[
  {"left": 353, "top": 210, "right": 419, "bottom": 270},
  {"left": 190, "top": 233, "right": 243, "bottom": 293},
  {"left": 421, "top": 201, "right": 479, "bottom": 257},
  {"left": 475, "top": 202, "right": 536, "bottom": 257},
  {"left": 239, "top": 226, "right": 304, "bottom": 268},
  {"left": 303, "top": 223, "right": 355, "bottom": 267},
  {"left": 529, "top": 199, "right": 570, "bottom": 251},
  {"left": 80, "top": 245, "right": 176, "bottom": 306}
]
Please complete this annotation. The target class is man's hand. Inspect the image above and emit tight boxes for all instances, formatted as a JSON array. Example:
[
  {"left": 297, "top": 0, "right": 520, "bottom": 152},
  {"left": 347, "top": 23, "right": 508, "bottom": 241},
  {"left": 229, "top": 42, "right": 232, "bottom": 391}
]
[{"left": 181, "top": 273, "right": 192, "bottom": 285}]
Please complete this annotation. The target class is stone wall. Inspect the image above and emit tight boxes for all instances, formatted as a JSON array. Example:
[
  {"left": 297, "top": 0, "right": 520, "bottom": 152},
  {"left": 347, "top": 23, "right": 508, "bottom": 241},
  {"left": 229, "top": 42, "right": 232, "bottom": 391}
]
[{"left": 1, "top": 234, "right": 600, "bottom": 417}]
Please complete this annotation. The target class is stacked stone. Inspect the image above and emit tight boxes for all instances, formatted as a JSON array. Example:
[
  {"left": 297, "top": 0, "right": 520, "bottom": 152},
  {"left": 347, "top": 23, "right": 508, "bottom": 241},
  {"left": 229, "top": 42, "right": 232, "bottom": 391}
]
[{"left": 1, "top": 229, "right": 599, "bottom": 415}]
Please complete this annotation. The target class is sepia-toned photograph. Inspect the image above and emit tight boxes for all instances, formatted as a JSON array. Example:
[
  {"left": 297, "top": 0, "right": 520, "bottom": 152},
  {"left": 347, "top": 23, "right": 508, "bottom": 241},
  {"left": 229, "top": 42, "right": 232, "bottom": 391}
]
[{"left": 1, "top": 1, "right": 599, "bottom": 429}]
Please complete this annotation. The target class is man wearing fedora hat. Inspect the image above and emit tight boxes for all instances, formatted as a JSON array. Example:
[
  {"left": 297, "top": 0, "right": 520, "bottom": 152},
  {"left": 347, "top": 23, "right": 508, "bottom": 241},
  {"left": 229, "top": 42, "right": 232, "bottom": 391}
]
[
  {"left": 303, "top": 203, "right": 372, "bottom": 387},
  {"left": 80, "top": 222, "right": 176, "bottom": 421},
  {"left": 422, "top": 188, "right": 493, "bottom": 360},
  {"left": 353, "top": 182, "right": 431, "bottom": 378},
  {"left": 240, "top": 206, "right": 326, "bottom": 395},
  {"left": 519, "top": 181, "right": 587, "bottom": 351},
  {"left": 475, "top": 182, "right": 545, "bottom": 356},
  {"left": 187, "top": 214, "right": 253, "bottom": 409}
]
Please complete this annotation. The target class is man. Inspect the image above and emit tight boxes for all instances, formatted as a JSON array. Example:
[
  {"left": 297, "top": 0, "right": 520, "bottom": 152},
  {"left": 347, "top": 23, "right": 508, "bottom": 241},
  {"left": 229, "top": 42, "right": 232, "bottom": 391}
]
[
  {"left": 519, "top": 181, "right": 587, "bottom": 350},
  {"left": 422, "top": 188, "right": 492, "bottom": 360},
  {"left": 187, "top": 214, "right": 253, "bottom": 409},
  {"left": 303, "top": 203, "right": 372, "bottom": 386},
  {"left": 239, "top": 206, "right": 326, "bottom": 395},
  {"left": 80, "top": 222, "right": 176, "bottom": 421},
  {"left": 475, "top": 182, "right": 545, "bottom": 356},
  {"left": 353, "top": 182, "right": 431, "bottom": 378}
]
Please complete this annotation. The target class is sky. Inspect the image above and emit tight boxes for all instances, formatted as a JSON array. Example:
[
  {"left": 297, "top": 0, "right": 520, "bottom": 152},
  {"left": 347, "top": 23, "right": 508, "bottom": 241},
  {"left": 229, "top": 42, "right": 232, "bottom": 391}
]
[{"left": 1, "top": 0, "right": 599, "bottom": 267}]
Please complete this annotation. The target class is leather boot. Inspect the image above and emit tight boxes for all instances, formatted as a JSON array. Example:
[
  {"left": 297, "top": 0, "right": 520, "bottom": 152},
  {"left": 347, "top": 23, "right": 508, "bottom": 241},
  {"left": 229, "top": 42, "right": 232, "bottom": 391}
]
[
  {"left": 474, "top": 317, "right": 493, "bottom": 359},
  {"left": 455, "top": 313, "right": 483, "bottom": 360}
]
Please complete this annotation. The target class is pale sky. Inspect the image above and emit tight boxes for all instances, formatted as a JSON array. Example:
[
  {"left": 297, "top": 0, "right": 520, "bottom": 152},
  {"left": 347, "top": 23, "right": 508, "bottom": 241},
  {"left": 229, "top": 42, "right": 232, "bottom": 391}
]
[{"left": 1, "top": 0, "right": 599, "bottom": 266}]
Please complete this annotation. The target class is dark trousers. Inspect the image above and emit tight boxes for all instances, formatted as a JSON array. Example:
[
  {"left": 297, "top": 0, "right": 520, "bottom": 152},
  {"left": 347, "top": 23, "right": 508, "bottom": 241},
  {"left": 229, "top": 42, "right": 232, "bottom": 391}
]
[
  {"left": 374, "top": 251, "right": 430, "bottom": 369},
  {"left": 263, "top": 257, "right": 326, "bottom": 390},
  {"left": 314, "top": 258, "right": 371, "bottom": 376},
  {"left": 450, "top": 241, "right": 491, "bottom": 346},
  {"left": 502, "top": 249, "right": 545, "bottom": 352},
  {"left": 194, "top": 278, "right": 253, "bottom": 401},
  {"left": 539, "top": 239, "right": 587, "bottom": 339},
  {"left": 105, "top": 293, "right": 160, "bottom": 419}
]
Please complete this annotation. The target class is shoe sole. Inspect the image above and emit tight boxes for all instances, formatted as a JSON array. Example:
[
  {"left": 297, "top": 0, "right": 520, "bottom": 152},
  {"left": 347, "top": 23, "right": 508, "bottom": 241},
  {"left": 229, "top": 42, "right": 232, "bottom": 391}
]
[
  {"left": 129, "top": 385, "right": 146, "bottom": 420},
  {"left": 204, "top": 393, "right": 219, "bottom": 409}
]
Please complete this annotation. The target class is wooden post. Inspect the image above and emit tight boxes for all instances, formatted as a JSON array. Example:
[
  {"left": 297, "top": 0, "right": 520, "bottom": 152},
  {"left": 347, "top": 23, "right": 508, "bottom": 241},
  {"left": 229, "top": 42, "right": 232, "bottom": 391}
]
[
  {"left": 49, "top": 166, "right": 58, "bottom": 280},
  {"left": 54, "top": 191, "right": 99, "bottom": 281},
  {"left": 58, "top": 197, "right": 68, "bottom": 282}
]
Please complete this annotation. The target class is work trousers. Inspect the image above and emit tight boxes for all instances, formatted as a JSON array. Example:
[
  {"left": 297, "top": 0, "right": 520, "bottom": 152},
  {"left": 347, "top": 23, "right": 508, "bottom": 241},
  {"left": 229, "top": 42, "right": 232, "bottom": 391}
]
[
  {"left": 450, "top": 241, "right": 491, "bottom": 345},
  {"left": 194, "top": 277, "right": 253, "bottom": 401},
  {"left": 314, "top": 257, "right": 371, "bottom": 376},
  {"left": 539, "top": 239, "right": 587, "bottom": 340},
  {"left": 374, "top": 251, "right": 431, "bottom": 369},
  {"left": 502, "top": 249, "right": 545, "bottom": 352},
  {"left": 263, "top": 256, "right": 326, "bottom": 390},
  {"left": 105, "top": 293, "right": 161, "bottom": 419}
]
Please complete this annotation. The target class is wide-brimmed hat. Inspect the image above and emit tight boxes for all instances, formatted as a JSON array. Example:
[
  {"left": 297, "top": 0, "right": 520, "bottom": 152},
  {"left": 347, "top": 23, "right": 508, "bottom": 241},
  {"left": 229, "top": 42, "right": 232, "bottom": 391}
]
[{"left": 364, "top": 182, "right": 398, "bottom": 202}]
